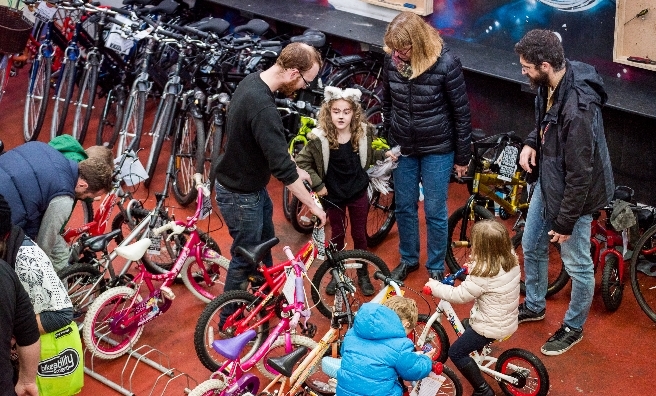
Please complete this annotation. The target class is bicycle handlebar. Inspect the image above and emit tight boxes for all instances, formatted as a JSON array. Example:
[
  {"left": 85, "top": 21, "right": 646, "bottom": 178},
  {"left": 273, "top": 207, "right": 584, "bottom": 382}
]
[
  {"left": 373, "top": 271, "right": 404, "bottom": 288},
  {"left": 422, "top": 267, "right": 468, "bottom": 296},
  {"left": 152, "top": 221, "right": 185, "bottom": 238},
  {"left": 163, "top": 22, "right": 210, "bottom": 39}
]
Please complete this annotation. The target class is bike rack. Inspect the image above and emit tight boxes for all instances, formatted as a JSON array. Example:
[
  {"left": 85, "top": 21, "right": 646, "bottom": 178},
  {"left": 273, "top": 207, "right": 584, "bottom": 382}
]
[{"left": 84, "top": 336, "right": 198, "bottom": 395}]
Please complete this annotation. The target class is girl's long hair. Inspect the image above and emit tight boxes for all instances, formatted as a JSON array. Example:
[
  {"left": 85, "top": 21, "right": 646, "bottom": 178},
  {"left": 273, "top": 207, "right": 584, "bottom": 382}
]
[
  {"left": 468, "top": 220, "right": 519, "bottom": 277},
  {"left": 383, "top": 11, "right": 443, "bottom": 79},
  {"left": 317, "top": 98, "right": 366, "bottom": 150}
]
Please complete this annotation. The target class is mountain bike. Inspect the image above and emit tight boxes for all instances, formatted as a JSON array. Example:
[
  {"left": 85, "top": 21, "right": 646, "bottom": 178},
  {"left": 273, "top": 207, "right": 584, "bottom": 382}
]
[{"left": 420, "top": 268, "right": 550, "bottom": 396}]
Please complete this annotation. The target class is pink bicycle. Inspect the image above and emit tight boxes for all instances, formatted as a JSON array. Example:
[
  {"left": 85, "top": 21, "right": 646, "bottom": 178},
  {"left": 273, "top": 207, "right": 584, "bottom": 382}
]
[{"left": 82, "top": 173, "right": 230, "bottom": 359}]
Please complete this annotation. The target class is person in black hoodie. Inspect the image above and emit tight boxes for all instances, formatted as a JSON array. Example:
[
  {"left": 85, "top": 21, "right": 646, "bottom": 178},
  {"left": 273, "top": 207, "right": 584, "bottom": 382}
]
[
  {"left": 382, "top": 12, "right": 472, "bottom": 283},
  {"left": 515, "top": 29, "right": 614, "bottom": 356}
]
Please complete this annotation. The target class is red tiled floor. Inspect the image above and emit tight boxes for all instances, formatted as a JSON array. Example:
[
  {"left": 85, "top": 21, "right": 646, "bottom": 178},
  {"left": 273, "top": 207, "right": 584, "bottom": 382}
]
[{"left": 2, "top": 66, "right": 655, "bottom": 395}]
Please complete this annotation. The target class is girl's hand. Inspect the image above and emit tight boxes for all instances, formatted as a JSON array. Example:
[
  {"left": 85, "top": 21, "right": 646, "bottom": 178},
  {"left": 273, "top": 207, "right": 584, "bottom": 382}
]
[
  {"left": 385, "top": 150, "right": 398, "bottom": 161},
  {"left": 317, "top": 186, "right": 328, "bottom": 196}
]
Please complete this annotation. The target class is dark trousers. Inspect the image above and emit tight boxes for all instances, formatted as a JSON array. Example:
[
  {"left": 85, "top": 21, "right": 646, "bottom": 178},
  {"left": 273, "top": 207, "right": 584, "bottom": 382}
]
[
  {"left": 325, "top": 190, "right": 369, "bottom": 251},
  {"left": 448, "top": 327, "right": 494, "bottom": 369}
]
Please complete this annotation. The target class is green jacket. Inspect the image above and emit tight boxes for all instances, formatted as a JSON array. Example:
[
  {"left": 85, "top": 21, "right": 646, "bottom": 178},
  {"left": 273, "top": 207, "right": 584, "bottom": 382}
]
[
  {"left": 295, "top": 124, "right": 386, "bottom": 193},
  {"left": 48, "top": 135, "right": 88, "bottom": 162}
]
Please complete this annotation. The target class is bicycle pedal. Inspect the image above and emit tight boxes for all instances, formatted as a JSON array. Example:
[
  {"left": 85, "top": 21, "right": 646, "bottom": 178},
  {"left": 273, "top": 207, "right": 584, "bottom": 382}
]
[
  {"left": 302, "top": 322, "right": 318, "bottom": 338},
  {"left": 160, "top": 286, "right": 175, "bottom": 300}
]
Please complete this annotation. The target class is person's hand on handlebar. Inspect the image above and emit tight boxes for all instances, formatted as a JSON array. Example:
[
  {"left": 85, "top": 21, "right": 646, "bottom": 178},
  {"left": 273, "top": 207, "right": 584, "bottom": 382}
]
[{"left": 296, "top": 166, "right": 312, "bottom": 183}]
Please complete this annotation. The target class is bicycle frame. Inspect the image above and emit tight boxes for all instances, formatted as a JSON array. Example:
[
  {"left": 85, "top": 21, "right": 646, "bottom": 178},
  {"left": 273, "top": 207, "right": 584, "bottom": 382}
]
[{"left": 471, "top": 170, "right": 527, "bottom": 217}]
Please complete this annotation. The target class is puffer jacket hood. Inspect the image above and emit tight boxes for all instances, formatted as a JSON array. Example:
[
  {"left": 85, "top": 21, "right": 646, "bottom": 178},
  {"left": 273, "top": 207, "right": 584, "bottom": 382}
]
[
  {"left": 569, "top": 60, "right": 607, "bottom": 110},
  {"left": 352, "top": 303, "right": 407, "bottom": 340}
]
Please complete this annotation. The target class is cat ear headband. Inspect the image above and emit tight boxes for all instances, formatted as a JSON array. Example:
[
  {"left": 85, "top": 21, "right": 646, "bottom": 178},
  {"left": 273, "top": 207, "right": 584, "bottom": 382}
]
[{"left": 323, "top": 86, "right": 362, "bottom": 103}]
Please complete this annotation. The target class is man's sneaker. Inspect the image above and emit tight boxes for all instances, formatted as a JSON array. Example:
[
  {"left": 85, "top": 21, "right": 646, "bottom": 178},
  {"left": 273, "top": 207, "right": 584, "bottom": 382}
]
[
  {"left": 428, "top": 270, "right": 444, "bottom": 281},
  {"left": 541, "top": 325, "right": 583, "bottom": 356},
  {"left": 518, "top": 302, "right": 545, "bottom": 323}
]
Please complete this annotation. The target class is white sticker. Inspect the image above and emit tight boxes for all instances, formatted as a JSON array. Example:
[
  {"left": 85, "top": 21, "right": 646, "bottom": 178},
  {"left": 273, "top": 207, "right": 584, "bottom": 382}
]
[
  {"left": 105, "top": 31, "right": 134, "bottom": 55},
  {"left": 199, "top": 187, "right": 212, "bottom": 220},
  {"left": 115, "top": 151, "right": 149, "bottom": 186},
  {"left": 34, "top": 2, "right": 56, "bottom": 23},
  {"left": 282, "top": 266, "right": 296, "bottom": 305}
]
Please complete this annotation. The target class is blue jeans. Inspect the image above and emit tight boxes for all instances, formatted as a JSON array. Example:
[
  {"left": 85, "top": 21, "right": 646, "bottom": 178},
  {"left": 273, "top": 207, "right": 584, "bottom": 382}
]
[
  {"left": 392, "top": 152, "right": 453, "bottom": 271},
  {"left": 522, "top": 180, "right": 594, "bottom": 330},
  {"left": 215, "top": 183, "right": 275, "bottom": 293}
]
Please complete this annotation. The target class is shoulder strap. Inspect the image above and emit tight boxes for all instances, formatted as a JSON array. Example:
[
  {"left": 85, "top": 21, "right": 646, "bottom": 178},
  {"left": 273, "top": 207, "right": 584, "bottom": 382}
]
[{"left": 4, "top": 226, "right": 26, "bottom": 269}]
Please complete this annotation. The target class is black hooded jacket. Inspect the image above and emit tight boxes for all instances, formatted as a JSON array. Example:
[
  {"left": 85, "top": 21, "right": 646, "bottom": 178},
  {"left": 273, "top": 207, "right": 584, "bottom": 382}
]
[
  {"left": 382, "top": 46, "right": 472, "bottom": 165},
  {"left": 524, "top": 60, "right": 615, "bottom": 235}
]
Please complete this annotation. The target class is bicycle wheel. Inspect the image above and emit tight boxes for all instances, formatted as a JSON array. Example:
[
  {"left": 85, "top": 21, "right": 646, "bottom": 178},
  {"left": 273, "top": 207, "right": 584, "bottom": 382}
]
[
  {"left": 50, "top": 58, "right": 78, "bottom": 139},
  {"left": 71, "top": 55, "right": 100, "bottom": 143},
  {"left": 188, "top": 379, "right": 225, "bottom": 396},
  {"left": 601, "top": 255, "right": 623, "bottom": 311},
  {"left": 181, "top": 252, "right": 229, "bottom": 304},
  {"left": 172, "top": 109, "right": 205, "bottom": 206},
  {"left": 445, "top": 204, "right": 495, "bottom": 274},
  {"left": 366, "top": 189, "right": 396, "bottom": 247},
  {"left": 194, "top": 290, "right": 270, "bottom": 371},
  {"left": 57, "top": 263, "right": 104, "bottom": 327},
  {"left": 290, "top": 196, "right": 314, "bottom": 234},
  {"left": 432, "top": 365, "right": 464, "bottom": 396},
  {"left": 23, "top": 55, "right": 52, "bottom": 142},
  {"left": 311, "top": 250, "right": 390, "bottom": 319},
  {"left": 283, "top": 140, "right": 307, "bottom": 222},
  {"left": 495, "top": 348, "right": 549, "bottom": 396},
  {"left": 630, "top": 224, "right": 656, "bottom": 323},
  {"left": 256, "top": 334, "right": 318, "bottom": 379},
  {"left": 117, "top": 89, "right": 146, "bottom": 154},
  {"left": 515, "top": 230, "right": 570, "bottom": 298},
  {"left": 96, "top": 88, "right": 124, "bottom": 148},
  {"left": 82, "top": 286, "right": 144, "bottom": 360},
  {"left": 0, "top": 55, "right": 10, "bottom": 104},
  {"left": 411, "top": 314, "right": 450, "bottom": 364},
  {"left": 326, "top": 63, "right": 383, "bottom": 110},
  {"left": 145, "top": 95, "right": 176, "bottom": 187}
]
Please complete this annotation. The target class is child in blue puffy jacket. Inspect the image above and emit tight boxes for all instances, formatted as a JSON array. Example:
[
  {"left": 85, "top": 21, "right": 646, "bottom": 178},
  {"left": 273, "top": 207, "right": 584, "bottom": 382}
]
[{"left": 336, "top": 296, "right": 435, "bottom": 396}]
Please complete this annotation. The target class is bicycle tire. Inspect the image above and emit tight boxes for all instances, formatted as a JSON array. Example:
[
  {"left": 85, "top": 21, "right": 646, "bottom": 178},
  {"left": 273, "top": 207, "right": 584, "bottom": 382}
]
[
  {"left": 71, "top": 55, "right": 100, "bottom": 143},
  {"left": 515, "top": 230, "right": 570, "bottom": 298},
  {"left": 96, "top": 88, "right": 124, "bottom": 148},
  {"left": 311, "top": 250, "right": 390, "bottom": 319},
  {"left": 181, "top": 252, "right": 229, "bottom": 304},
  {"left": 364, "top": 105, "right": 383, "bottom": 130},
  {"left": 601, "top": 255, "right": 623, "bottom": 312},
  {"left": 117, "top": 89, "right": 146, "bottom": 154},
  {"left": 290, "top": 196, "right": 314, "bottom": 234},
  {"left": 57, "top": 263, "right": 104, "bottom": 327},
  {"left": 366, "top": 189, "right": 396, "bottom": 247},
  {"left": 434, "top": 365, "right": 464, "bottom": 396},
  {"left": 495, "top": 348, "right": 549, "bottom": 396},
  {"left": 172, "top": 108, "right": 205, "bottom": 206},
  {"left": 256, "top": 334, "right": 318, "bottom": 379},
  {"left": 206, "top": 105, "right": 227, "bottom": 187},
  {"left": 145, "top": 94, "right": 176, "bottom": 188},
  {"left": 188, "top": 379, "right": 225, "bottom": 396},
  {"left": 630, "top": 224, "right": 656, "bottom": 323},
  {"left": 82, "top": 286, "right": 144, "bottom": 360},
  {"left": 445, "top": 204, "right": 495, "bottom": 274},
  {"left": 50, "top": 58, "right": 77, "bottom": 139},
  {"left": 194, "top": 290, "right": 270, "bottom": 372},
  {"left": 326, "top": 64, "right": 383, "bottom": 110},
  {"left": 23, "top": 54, "right": 52, "bottom": 142},
  {"left": 0, "top": 55, "right": 9, "bottom": 104},
  {"left": 283, "top": 140, "right": 307, "bottom": 222},
  {"left": 412, "top": 314, "right": 450, "bottom": 364}
]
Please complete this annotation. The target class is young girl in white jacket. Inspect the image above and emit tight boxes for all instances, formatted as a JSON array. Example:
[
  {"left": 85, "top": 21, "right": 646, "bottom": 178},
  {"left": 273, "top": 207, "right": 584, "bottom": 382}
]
[{"left": 424, "top": 220, "right": 520, "bottom": 396}]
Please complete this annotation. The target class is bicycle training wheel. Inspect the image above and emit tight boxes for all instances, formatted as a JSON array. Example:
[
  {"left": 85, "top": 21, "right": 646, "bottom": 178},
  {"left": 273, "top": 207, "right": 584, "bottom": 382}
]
[
  {"left": 83, "top": 286, "right": 144, "bottom": 360},
  {"left": 495, "top": 348, "right": 549, "bottom": 396},
  {"left": 630, "top": 224, "right": 656, "bottom": 323},
  {"left": 194, "top": 290, "right": 270, "bottom": 371},
  {"left": 311, "top": 250, "right": 390, "bottom": 319}
]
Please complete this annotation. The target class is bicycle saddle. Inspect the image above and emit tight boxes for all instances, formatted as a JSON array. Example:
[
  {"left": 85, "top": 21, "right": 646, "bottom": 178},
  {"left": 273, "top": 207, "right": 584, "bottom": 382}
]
[
  {"left": 233, "top": 19, "right": 269, "bottom": 36},
  {"left": 212, "top": 329, "right": 257, "bottom": 361},
  {"left": 114, "top": 238, "right": 152, "bottom": 261},
  {"left": 82, "top": 229, "right": 122, "bottom": 252},
  {"left": 235, "top": 237, "right": 280, "bottom": 266},
  {"left": 187, "top": 17, "right": 230, "bottom": 35},
  {"left": 290, "top": 30, "right": 326, "bottom": 48},
  {"left": 266, "top": 346, "right": 309, "bottom": 378},
  {"left": 139, "top": 0, "right": 180, "bottom": 16}
]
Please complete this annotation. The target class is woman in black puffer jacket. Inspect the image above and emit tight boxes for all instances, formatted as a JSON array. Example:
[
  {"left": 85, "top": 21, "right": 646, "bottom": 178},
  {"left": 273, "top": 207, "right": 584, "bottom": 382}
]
[{"left": 382, "top": 12, "right": 472, "bottom": 282}]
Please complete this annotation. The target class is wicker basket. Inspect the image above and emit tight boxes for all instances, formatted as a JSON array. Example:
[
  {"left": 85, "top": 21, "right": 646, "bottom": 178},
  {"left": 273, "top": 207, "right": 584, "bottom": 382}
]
[{"left": 0, "top": 6, "right": 34, "bottom": 54}]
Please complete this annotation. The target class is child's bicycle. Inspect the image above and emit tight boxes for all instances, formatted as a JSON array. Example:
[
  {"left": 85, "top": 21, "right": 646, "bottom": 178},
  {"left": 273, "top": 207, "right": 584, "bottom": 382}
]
[
  {"left": 194, "top": 182, "right": 390, "bottom": 371},
  {"left": 419, "top": 268, "right": 549, "bottom": 396},
  {"left": 81, "top": 173, "right": 229, "bottom": 359},
  {"left": 188, "top": 243, "right": 319, "bottom": 396}
]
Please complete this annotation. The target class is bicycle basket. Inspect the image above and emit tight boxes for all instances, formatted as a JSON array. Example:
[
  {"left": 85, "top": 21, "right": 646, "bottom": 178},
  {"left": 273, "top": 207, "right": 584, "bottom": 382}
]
[
  {"left": 0, "top": 6, "right": 34, "bottom": 54},
  {"left": 472, "top": 132, "right": 523, "bottom": 181}
]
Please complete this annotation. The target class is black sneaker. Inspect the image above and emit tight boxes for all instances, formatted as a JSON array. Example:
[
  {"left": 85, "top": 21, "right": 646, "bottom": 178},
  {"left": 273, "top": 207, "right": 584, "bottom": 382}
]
[
  {"left": 518, "top": 302, "right": 545, "bottom": 323},
  {"left": 390, "top": 263, "right": 419, "bottom": 281},
  {"left": 428, "top": 270, "right": 444, "bottom": 281},
  {"left": 358, "top": 274, "right": 375, "bottom": 296},
  {"left": 541, "top": 325, "right": 583, "bottom": 356}
]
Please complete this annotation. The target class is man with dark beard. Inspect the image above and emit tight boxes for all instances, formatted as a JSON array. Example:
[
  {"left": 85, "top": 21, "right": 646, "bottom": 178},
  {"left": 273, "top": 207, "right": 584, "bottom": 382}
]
[
  {"left": 213, "top": 42, "right": 326, "bottom": 296},
  {"left": 514, "top": 30, "right": 614, "bottom": 355}
]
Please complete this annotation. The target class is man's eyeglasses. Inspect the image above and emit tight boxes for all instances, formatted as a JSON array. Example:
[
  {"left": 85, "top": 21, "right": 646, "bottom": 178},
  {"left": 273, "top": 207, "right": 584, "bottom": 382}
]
[
  {"left": 299, "top": 72, "right": 312, "bottom": 88},
  {"left": 521, "top": 63, "right": 537, "bottom": 72}
]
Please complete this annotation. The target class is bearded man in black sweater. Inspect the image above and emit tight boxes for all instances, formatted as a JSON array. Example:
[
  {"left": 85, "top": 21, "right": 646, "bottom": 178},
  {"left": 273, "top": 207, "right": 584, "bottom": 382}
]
[{"left": 214, "top": 42, "right": 326, "bottom": 295}]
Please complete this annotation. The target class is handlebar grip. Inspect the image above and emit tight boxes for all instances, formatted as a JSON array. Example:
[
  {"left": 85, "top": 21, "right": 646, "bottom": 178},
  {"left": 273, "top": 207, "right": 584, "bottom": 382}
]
[
  {"left": 164, "top": 23, "right": 210, "bottom": 39},
  {"left": 106, "top": 16, "right": 137, "bottom": 30},
  {"left": 451, "top": 240, "right": 469, "bottom": 248},
  {"left": 274, "top": 98, "right": 292, "bottom": 107},
  {"left": 232, "top": 36, "right": 252, "bottom": 44},
  {"left": 158, "top": 28, "right": 184, "bottom": 41},
  {"left": 302, "top": 180, "right": 312, "bottom": 192},
  {"left": 432, "top": 362, "right": 443, "bottom": 374},
  {"left": 259, "top": 40, "right": 281, "bottom": 47},
  {"left": 373, "top": 271, "right": 404, "bottom": 287},
  {"left": 141, "top": 15, "right": 158, "bottom": 27},
  {"left": 193, "top": 173, "right": 203, "bottom": 187},
  {"left": 108, "top": 6, "right": 133, "bottom": 16},
  {"left": 422, "top": 285, "right": 433, "bottom": 295}
]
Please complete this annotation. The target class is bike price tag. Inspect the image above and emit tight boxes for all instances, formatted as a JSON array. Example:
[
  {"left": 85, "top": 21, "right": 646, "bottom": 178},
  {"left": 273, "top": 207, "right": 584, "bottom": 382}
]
[
  {"left": 106, "top": 15, "right": 135, "bottom": 56},
  {"left": 282, "top": 266, "right": 296, "bottom": 305},
  {"left": 146, "top": 218, "right": 163, "bottom": 256},
  {"left": 34, "top": 2, "right": 57, "bottom": 23},
  {"left": 199, "top": 187, "right": 212, "bottom": 220},
  {"left": 495, "top": 145, "right": 519, "bottom": 182},
  {"left": 410, "top": 372, "right": 446, "bottom": 396}
]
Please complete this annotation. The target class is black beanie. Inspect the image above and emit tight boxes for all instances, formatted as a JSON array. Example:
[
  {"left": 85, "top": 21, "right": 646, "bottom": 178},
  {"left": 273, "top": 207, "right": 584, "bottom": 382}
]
[{"left": 0, "top": 194, "right": 12, "bottom": 238}]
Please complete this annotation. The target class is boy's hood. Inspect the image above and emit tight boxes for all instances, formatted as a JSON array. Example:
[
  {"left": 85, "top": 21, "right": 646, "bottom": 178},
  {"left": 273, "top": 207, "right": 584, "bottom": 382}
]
[{"left": 353, "top": 303, "right": 407, "bottom": 340}]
